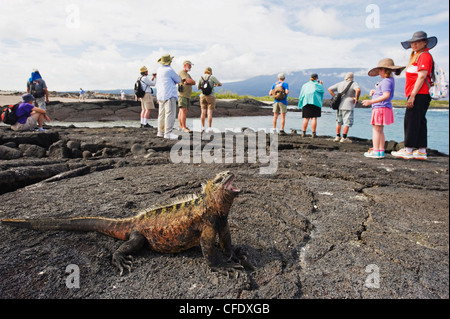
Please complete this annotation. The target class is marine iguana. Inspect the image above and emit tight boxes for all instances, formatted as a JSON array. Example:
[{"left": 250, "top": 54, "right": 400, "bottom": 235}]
[{"left": 2, "top": 171, "right": 252, "bottom": 276}]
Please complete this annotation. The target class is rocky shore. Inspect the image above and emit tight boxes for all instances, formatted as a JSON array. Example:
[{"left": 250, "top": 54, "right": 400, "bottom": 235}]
[{"left": 0, "top": 97, "right": 448, "bottom": 300}]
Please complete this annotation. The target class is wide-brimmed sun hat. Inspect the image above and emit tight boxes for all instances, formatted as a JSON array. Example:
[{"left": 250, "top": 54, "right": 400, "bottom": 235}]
[
  {"left": 158, "top": 54, "right": 174, "bottom": 65},
  {"left": 368, "top": 58, "right": 405, "bottom": 77},
  {"left": 140, "top": 66, "right": 148, "bottom": 73},
  {"left": 401, "top": 31, "right": 438, "bottom": 50}
]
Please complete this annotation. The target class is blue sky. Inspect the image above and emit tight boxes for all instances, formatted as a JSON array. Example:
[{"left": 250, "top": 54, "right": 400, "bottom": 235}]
[{"left": 0, "top": 0, "right": 448, "bottom": 92}]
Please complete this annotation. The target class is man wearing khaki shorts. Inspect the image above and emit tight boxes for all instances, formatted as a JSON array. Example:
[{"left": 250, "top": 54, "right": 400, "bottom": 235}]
[
  {"left": 269, "top": 73, "right": 289, "bottom": 135},
  {"left": 138, "top": 66, "right": 156, "bottom": 128},
  {"left": 198, "top": 67, "right": 222, "bottom": 132}
]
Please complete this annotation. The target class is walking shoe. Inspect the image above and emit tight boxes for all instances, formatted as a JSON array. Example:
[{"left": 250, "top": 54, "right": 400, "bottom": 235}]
[
  {"left": 156, "top": 132, "right": 164, "bottom": 138},
  {"left": 279, "top": 130, "right": 287, "bottom": 136},
  {"left": 333, "top": 136, "right": 341, "bottom": 142},
  {"left": 141, "top": 124, "right": 153, "bottom": 129},
  {"left": 181, "top": 128, "right": 191, "bottom": 133},
  {"left": 413, "top": 150, "right": 427, "bottom": 160},
  {"left": 391, "top": 148, "right": 413, "bottom": 160},
  {"left": 340, "top": 137, "right": 352, "bottom": 143},
  {"left": 164, "top": 132, "right": 179, "bottom": 140},
  {"left": 364, "top": 149, "right": 384, "bottom": 159},
  {"left": 311, "top": 132, "right": 317, "bottom": 138}
]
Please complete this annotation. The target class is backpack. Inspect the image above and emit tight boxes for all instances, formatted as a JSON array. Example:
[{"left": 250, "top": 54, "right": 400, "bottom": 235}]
[
  {"left": 1, "top": 104, "right": 20, "bottom": 125},
  {"left": 417, "top": 52, "right": 448, "bottom": 100},
  {"left": 30, "top": 80, "right": 46, "bottom": 98},
  {"left": 429, "top": 63, "right": 448, "bottom": 100},
  {"left": 272, "top": 82, "right": 286, "bottom": 100},
  {"left": 330, "top": 81, "right": 353, "bottom": 110},
  {"left": 134, "top": 76, "right": 146, "bottom": 98},
  {"left": 201, "top": 75, "right": 213, "bottom": 96}
]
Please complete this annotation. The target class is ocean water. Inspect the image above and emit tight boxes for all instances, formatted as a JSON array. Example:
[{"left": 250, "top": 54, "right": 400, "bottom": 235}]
[{"left": 52, "top": 107, "right": 449, "bottom": 155}]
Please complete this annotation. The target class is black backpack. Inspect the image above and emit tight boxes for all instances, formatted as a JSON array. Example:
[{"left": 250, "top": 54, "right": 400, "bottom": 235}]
[
  {"left": 134, "top": 76, "right": 146, "bottom": 98},
  {"left": 201, "top": 75, "right": 213, "bottom": 96},
  {"left": 330, "top": 81, "right": 353, "bottom": 110},
  {"left": 1, "top": 104, "right": 20, "bottom": 125},
  {"left": 30, "top": 80, "right": 46, "bottom": 98}
]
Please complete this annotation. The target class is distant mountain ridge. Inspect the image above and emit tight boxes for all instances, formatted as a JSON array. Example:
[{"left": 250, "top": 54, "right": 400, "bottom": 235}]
[
  {"left": 95, "top": 68, "right": 408, "bottom": 100},
  {"left": 220, "top": 68, "right": 406, "bottom": 100}
]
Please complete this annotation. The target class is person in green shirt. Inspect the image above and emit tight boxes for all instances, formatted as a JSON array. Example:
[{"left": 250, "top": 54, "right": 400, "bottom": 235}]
[
  {"left": 178, "top": 60, "right": 196, "bottom": 133},
  {"left": 298, "top": 74, "right": 324, "bottom": 138}
]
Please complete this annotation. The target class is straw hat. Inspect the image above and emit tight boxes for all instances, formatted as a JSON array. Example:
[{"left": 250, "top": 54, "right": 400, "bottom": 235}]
[
  {"left": 158, "top": 54, "right": 174, "bottom": 65},
  {"left": 140, "top": 66, "right": 148, "bottom": 73},
  {"left": 368, "top": 58, "right": 405, "bottom": 77},
  {"left": 401, "top": 31, "right": 438, "bottom": 50}
]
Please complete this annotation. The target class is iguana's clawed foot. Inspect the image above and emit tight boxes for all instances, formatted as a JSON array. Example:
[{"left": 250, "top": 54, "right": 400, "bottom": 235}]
[
  {"left": 210, "top": 261, "right": 244, "bottom": 279},
  {"left": 112, "top": 253, "right": 133, "bottom": 276},
  {"left": 231, "top": 247, "right": 255, "bottom": 272}
]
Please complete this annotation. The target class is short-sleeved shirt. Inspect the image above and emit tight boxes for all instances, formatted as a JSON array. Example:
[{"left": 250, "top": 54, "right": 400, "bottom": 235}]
[
  {"left": 405, "top": 49, "right": 433, "bottom": 97},
  {"left": 271, "top": 81, "right": 289, "bottom": 105},
  {"left": 372, "top": 77, "right": 395, "bottom": 109},
  {"left": 178, "top": 70, "right": 193, "bottom": 99},
  {"left": 198, "top": 75, "right": 221, "bottom": 97},
  {"left": 27, "top": 79, "right": 47, "bottom": 97},
  {"left": 141, "top": 76, "right": 156, "bottom": 93},
  {"left": 328, "top": 80, "right": 360, "bottom": 110},
  {"left": 15, "top": 102, "right": 35, "bottom": 124}
]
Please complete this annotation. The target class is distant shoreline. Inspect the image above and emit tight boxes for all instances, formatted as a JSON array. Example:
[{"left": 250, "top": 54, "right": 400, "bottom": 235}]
[{"left": 1, "top": 91, "right": 448, "bottom": 111}]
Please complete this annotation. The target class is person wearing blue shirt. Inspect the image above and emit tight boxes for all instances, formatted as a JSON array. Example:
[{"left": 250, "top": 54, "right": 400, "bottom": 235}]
[
  {"left": 155, "top": 54, "right": 181, "bottom": 140},
  {"left": 269, "top": 73, "right": 289, "bottom": 135}
]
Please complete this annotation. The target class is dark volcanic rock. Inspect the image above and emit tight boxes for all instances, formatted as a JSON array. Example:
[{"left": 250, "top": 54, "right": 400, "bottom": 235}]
[{"left": 0, "top": 123, "right": 448, "bottom": 300}]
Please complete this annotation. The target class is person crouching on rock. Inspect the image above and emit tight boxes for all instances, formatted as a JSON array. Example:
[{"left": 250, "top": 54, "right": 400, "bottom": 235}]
[{"left": 11, "top": 93, "right": 51, "bottom": 132}]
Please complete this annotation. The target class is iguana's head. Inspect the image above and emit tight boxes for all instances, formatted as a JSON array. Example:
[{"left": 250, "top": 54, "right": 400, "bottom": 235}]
[{"left": 203, "top": 171, "right": 241, "bottom": 211}]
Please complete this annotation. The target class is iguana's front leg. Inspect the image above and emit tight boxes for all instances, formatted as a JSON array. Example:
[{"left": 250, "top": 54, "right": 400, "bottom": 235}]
[
  {"left": 219, "top": 224, "right": 254, "bottom": 272},
  {"left": 112, "top": 231, "right": 146, "bottom": 276},
  {"left": 201, "top": 226, "right": 243, "bottom": 277}
]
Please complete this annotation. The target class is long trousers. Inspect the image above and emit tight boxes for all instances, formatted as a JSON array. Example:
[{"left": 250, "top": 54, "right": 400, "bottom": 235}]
[
  {"left": 157, "top": 97, "right": 177, "bottom": 135},
  {"left": 404, "top": 94, "right": 431, "bottom": 149}
]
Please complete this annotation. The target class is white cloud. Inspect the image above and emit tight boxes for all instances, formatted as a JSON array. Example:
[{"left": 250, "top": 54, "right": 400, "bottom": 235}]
[
  {"left": 0, "top": 0, "right": 448, "bottom": 91},
  {"left": 295, "top": 7, "right": 347, "bottom": 36}
]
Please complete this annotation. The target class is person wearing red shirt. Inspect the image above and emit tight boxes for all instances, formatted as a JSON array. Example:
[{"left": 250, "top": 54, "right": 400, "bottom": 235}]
[{"left": 392, "top": 31, "right": 437, "bottom": 161}]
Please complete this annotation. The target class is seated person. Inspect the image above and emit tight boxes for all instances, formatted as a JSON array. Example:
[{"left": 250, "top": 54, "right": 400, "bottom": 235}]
[{"left": 11, "top": 93, "right": 50, "bottom": 132}]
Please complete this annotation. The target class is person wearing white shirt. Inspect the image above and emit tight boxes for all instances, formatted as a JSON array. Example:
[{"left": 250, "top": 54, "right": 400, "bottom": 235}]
[{"left": 138, "top": 66, "right": 156, "bottom": 128}]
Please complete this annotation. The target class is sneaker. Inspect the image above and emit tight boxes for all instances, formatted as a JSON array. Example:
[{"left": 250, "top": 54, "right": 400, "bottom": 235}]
[
  {"left": 391, "top": 148, "right": 413, "bottom": 160},
  {"left": 279, "top": 130, "right": 287, "bottom": 136},
  {"left": 311, "top": 132, "right": 317, "bottom": 138},
  {"left": 164, "top": 132, "right": 179, "bottom": 140},
  {"left": 156, "top": 132, "right": 164, "bottom": 138},
  {"left": 413, "top": 150, "right": 427, "bottom": 160},
  {"left": 181, "top": 128, "right": 191, "bottom": 133},
  {"left": 340, "top": 137, "right": 352, "bottom": 143},
  {"left": 141, "top": 124, "right": 153, "bottom": 129},
  {"left": 364, "top": 149, "right": 384, "bottom": 159},
  {"left": 36, "top": 127, "right": 48, "bottom": 132},
  {"left": 333, "top": 136, "right": 341, "bottom": 142}
]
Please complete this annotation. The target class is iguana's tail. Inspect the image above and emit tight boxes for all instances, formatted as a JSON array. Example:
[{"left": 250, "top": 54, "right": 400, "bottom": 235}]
[{"left": 1, "top": 217, "right": 132, "bottom": 241}]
